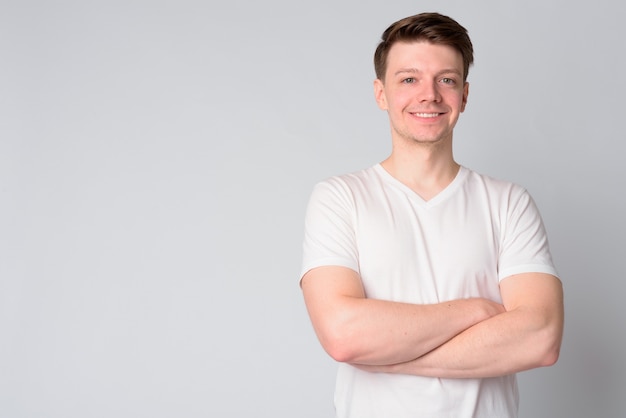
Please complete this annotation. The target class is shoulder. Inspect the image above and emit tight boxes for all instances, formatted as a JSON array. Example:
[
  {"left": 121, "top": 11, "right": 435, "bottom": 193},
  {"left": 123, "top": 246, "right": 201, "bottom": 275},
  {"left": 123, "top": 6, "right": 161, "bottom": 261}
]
[
  {"left": 463, "top": 167, "right": 530, "bottom": 202},
  {"left": 310, "top": 165, "right": 381, "bottom": 199},
  {"left": 464, "top": 167, "right": 522, "bottom": 190},
  {"left": 459, "top": 168, "right": 545, "bottom": 225}
]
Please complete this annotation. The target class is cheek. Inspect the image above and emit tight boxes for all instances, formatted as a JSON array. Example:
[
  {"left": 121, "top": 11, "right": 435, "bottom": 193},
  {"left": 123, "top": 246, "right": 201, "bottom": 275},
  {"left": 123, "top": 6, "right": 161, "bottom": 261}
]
[
  {"left": 386, "top": 90, "right": 412, "bottom": 109},
  {"left": 448, "top": 92, "right": 466, "bottom": 111}
]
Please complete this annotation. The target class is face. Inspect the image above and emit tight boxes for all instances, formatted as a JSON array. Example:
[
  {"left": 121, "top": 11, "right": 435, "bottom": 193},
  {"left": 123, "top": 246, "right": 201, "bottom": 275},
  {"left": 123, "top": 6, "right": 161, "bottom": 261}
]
[{"left": 374, "top": 41, "right": 469, "bottom": 148}]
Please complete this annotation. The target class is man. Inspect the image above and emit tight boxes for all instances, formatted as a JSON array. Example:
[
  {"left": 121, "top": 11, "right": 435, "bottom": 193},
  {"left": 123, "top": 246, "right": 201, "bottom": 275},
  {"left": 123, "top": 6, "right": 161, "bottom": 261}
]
[{"left": 299, "top": 12, "right": 564, "bottom": 418}]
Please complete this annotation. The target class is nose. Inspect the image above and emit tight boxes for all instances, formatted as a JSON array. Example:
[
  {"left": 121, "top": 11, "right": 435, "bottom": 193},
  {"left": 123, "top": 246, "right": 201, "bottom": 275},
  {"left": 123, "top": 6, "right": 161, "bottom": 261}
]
[{"left": 418, "top": 80, "right": 441, "bottom": 102}]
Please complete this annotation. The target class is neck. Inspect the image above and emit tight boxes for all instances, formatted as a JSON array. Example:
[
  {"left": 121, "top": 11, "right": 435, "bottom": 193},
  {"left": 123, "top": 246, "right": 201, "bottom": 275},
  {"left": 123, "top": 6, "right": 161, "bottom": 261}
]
[{"left": 380, "top": 143, "right": 459, "bottom": 200}]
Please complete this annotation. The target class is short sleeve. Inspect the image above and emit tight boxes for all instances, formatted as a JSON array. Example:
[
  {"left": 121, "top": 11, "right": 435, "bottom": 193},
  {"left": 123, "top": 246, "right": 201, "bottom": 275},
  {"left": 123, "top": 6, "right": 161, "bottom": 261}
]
[
  {"left": 498, "top": 188, "right": 559, "bottom": 280},
  {"left": 299, "top": 178, "right": 360, "bottom": 281}
]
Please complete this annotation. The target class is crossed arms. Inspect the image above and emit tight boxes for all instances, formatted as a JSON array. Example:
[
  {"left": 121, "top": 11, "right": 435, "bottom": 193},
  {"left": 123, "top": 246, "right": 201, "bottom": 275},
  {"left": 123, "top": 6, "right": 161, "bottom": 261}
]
[{"left": 301, "top": 265, "right": 564, "bottom": 379}]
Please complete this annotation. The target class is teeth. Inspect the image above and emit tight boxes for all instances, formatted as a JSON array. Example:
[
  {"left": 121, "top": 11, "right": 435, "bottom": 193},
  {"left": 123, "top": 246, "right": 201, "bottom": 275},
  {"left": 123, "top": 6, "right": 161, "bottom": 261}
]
[{"left": 414, "top": 112, "right": 439, "bottom": 117}]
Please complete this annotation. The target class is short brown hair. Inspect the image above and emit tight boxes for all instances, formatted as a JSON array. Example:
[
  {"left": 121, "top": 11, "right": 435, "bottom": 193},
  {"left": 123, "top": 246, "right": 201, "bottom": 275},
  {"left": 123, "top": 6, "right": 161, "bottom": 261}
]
[{"left": 374, "top": 12, "right": 474, "bottom": 82}]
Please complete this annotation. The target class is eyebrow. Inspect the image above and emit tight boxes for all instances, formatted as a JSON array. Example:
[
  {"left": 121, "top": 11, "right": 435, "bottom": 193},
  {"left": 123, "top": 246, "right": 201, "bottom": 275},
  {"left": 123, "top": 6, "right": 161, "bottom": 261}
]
[{"left": 394, "top": 68, "right": 463, "bottom": 77}]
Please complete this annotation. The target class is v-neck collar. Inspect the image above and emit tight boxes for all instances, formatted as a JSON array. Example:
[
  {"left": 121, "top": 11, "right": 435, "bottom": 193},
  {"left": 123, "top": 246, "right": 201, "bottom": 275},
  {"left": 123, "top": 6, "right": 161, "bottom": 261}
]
[{"left": 373, "top": 163, "right": 468, "bottom": 208}]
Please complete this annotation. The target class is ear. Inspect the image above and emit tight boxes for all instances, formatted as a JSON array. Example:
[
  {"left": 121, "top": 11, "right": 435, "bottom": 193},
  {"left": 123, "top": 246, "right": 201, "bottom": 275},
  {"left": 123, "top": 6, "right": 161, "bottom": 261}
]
[
  {"left": 373, "top": 78, "right": 388, "bottom": 110},
  {"left": 460, "top": 82, "right": 469, "bottom": 112}
]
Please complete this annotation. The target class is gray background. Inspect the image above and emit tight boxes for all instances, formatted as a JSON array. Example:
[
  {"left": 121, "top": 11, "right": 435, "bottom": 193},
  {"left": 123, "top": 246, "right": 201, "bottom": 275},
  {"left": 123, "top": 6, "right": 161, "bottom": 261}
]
[{"left": 1, "top": 1, "right": 624, "bottom": 417}]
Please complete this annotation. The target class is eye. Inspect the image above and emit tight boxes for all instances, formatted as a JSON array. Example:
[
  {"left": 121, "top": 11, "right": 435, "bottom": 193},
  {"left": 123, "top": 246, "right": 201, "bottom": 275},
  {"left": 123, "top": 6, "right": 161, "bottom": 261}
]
[
  {"left": 440, "top": 77, "right": 456, "bottom": 85},
  {"left": 402, "top": 77, "right": 416, "bottom": 84}
]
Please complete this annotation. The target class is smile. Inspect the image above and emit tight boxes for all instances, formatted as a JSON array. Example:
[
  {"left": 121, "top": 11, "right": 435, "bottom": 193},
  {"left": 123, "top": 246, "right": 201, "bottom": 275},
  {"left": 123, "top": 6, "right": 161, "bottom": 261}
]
[{"left": 413, "top": 112, "right": 441, "bottom": 118}]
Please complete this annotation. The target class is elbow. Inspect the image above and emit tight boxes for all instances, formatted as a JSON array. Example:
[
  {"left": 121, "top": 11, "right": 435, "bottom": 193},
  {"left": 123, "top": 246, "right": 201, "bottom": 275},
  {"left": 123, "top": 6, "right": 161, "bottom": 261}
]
[
  {"left": 540, "top": 335, "right": 562, "bottom": 367},
  {"left": 532, "top": 325, "right": 563, "bottom": 368},
  {"left": 538, "top": 344, "right": 560, "bottom": 367},
  {"left": 322, "top": 338, "right": 357, "bottom": 363},
  {"left": 317, "top": 321, "right": 363, "bottom": 363},
  {"left": 524, "top": 303, "right": 564, "bottom": 369},
  {"left": 325, "top": 343, "right": 355, "bottom": 363}
]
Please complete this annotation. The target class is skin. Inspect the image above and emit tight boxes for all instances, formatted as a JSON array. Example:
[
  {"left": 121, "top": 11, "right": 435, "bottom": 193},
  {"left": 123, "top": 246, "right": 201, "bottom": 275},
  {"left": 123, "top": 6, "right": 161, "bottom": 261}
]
[
  {"left": 301, "top": 41, "right": 564, "bottom": 377},
  {"left": 302, "top": 266, "right": 506, "bottom": 366},
  {"left": 352, "top": 272, "right": 564, "bottom": 378},
  {"left": 374, "top": 41, "right": 468, "bottom": 200}
]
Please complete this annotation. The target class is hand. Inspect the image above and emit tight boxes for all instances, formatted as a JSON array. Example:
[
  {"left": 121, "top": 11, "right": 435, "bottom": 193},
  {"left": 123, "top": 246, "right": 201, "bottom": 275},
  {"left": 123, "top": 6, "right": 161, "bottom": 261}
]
[
  {"left": 471, "top": 297, "right": 506, "bottom": 319},
  {"left": 443, "top": 297, "right": 506, "bottom": 326}
]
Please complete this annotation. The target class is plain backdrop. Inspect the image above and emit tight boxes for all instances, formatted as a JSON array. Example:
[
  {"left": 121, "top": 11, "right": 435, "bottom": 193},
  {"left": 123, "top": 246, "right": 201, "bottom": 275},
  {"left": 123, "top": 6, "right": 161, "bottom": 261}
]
[{"left": 1, "top": 1, "right": 625, "bottom": 417}]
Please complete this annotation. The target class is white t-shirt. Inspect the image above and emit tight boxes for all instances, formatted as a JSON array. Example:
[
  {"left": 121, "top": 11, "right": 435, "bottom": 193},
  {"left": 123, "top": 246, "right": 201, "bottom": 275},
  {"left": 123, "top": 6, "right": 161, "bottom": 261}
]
[{"left": 300, "top": 164, "right": 558, "bottom": 418}]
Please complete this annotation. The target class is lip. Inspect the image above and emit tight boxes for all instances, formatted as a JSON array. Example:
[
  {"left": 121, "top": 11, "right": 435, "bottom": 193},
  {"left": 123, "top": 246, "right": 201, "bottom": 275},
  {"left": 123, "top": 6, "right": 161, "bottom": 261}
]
[
  {"left": 412, "top": 112, "right": 441, "bottom": 118},
  {"left": 409, "top": 111, "right": 446, "bottom": 120}
]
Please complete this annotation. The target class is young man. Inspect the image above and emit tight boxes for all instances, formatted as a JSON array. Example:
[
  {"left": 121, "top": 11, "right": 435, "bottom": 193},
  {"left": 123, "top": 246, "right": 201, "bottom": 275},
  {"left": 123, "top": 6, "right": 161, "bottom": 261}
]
[{"left": 299, "top": 12, "right": 564, "bottom": 418}]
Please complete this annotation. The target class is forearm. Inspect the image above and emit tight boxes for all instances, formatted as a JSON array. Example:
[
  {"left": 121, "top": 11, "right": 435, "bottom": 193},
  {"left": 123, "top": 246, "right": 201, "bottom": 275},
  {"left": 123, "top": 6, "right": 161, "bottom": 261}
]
[
  {"left": 302, "top": 266, "right": 505, "bottom": 366},
  {"left": 334, "top": 299, "right": 500, "bottom": 364},
  {"left": 355, "top": 304, "right": 563, "bottom": 378},
  {"left": 311, "top": 295, "right": 503, "bottom": 366}
]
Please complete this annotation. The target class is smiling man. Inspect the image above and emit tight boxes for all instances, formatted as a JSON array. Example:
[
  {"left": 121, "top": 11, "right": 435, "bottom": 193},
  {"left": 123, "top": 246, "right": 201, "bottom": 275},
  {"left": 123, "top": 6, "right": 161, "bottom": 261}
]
[{"left": 299, "top": 12, "right": 564, "bottom": 418}]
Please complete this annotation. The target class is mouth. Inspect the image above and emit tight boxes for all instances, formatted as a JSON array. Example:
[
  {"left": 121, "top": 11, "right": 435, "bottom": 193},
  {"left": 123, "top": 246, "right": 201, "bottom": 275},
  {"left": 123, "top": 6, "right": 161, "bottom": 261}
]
[{"left": 412, "top": 112, "right": 442, "bottom": 118}]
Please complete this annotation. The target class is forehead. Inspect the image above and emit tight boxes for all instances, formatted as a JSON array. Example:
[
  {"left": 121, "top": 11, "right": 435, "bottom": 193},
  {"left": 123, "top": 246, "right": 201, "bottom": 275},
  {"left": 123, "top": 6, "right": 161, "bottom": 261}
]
[{"left": 385, "top": 41, "right": 463, "bottom": 76}]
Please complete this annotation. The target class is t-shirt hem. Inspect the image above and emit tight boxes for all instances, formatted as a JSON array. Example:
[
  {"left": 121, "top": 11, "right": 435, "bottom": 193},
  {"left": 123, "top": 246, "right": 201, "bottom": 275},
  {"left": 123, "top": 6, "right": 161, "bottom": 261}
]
[
  {"left": 499, "top": 264, "right": 559, "bottom": 281},
  {"left": 299, "top": 258, "right": 360, "bottom": 282}
]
